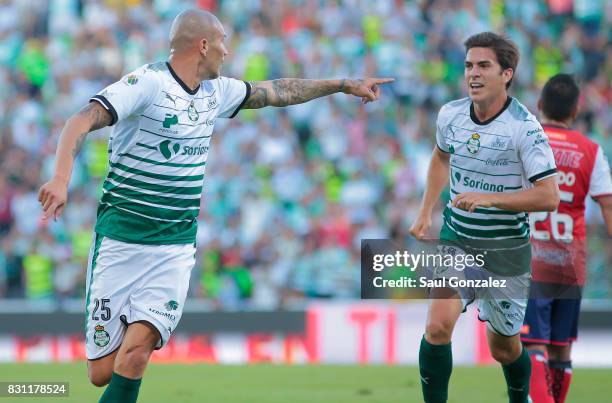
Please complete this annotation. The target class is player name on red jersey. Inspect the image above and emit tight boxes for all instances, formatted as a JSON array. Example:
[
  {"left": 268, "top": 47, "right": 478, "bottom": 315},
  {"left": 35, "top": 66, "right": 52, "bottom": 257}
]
[{"left": 531, "top": 125, "right": 612, "bottom": 285}]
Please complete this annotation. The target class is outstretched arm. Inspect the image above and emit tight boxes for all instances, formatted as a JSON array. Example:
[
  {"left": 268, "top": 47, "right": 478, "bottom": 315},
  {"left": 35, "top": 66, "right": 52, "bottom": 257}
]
[
  {"left": 243, "top": 78, "right": 393, "bottom": 109},
  {"left": 38, "top": 102, "right": 113, "bottom": 220}
]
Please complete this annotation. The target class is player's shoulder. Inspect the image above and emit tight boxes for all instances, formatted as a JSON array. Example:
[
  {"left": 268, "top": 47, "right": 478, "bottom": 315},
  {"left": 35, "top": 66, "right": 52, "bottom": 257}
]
[
  {"left": 544, "top": 125, "right": 599, "bottom": 151},
  {"left": 120, "top": 62, "right": 165, "bottom": 88},
  {"left": 204, "top": 76, "right": 227, "bottom": 90},
  {"left": 203, "top": 76, "right": 248, "bottom": 102},
  {"left": 573, "top": 132, "right": 601, "bottom": 158},
  {"left": 507, "top": 97, "right": 538, "bottom": 124},
  {"left": 506, "top": 98, "right": 543, "bottom": 138},
  {"left": 126, "top": 62, "right": 166, "bottom": 76},
  {"left": 569, "top": 129, "right": 598, "bottom": 149},
  {"left": 143, "top": 61, "right": 167, "bottom": 73},
  {"left": 438, "top": 97, "right": 470, "bottom": 122},
  {"left": 204, "top": 75, "right": 240, "bottom": 90}
]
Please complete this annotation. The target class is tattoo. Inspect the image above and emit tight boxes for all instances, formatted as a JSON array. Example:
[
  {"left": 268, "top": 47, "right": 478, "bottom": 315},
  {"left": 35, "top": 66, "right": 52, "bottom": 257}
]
[
  {"left": 77, "top": 102, "right": 112, "bottom": 131},
  {"left": 244, "top": 79, "right": 344, "bottom": 109},
  {"left": 245, "top": 86, "right": 269, "bottom": 109},
  {"left": 70, "top": 102, "right": 112, "bottom": 157}
]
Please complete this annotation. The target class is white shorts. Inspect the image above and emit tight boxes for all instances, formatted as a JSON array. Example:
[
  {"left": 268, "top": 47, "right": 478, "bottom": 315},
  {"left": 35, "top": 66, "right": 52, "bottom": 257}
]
[
  {"left": 85, "top": 233, "right": 195, "bottom": 360},
  {"left": 468, "top": 275, "right": 529, "bottom": 337},
  {"left": 433, "top": 245, "right": 530, "bottom": 337}
]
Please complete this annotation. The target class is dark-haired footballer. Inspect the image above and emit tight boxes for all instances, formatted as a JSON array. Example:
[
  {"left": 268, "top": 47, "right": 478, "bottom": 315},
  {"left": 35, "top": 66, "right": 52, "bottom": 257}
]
[
  {"left": 522, "top": 74, "right": 612, "bottom": 403},
  {"left": 410, "top": 32, "right": 560, "bottom": 403}
]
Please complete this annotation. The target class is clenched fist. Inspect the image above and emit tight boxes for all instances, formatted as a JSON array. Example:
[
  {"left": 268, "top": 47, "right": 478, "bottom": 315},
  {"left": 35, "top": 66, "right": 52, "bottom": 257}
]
[
  {"left": 38, "top": 177, "right": 69, "bottom": 221},
  {"left": 409, "top": 213, "right": 432, "bottom": 241}
]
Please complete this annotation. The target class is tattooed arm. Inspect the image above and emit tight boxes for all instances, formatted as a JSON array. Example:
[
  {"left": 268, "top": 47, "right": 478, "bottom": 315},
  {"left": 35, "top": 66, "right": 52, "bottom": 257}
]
[
  {"left": 243, "top": 77, "right": 394, "bottom": 109},
  {"left": 38, "top": 102, "right": 112, "bottom": 220}
]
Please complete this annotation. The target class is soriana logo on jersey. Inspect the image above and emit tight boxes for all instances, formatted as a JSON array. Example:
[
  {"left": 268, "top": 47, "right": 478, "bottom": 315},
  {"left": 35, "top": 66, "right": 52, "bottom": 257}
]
[
  {"left": 158, "top": 140, "right": 209, "bottom": 160},
  {"left": 159, "top": 140, "right": 180, "bottom": 159}
]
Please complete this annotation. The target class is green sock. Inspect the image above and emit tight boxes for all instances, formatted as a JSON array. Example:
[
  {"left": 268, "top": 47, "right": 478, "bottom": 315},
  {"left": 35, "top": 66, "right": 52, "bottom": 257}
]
[
  {"left": 502, "top": 347, "right": 531, "bottom": 403},
  {"left": 98, "top": 372, "right": 142, "bottom": 403},
  {"left": 419, "top": 335, "right": 452, "bottom": 403}
]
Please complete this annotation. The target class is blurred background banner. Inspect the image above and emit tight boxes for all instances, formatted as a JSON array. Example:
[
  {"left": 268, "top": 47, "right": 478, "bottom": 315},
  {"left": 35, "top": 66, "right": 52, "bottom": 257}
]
[
  {"left": 1, "top": 302, "right": 612, "bottom": 366},
  {"left": 0, "top": 0, "right": 610, "bottom": 365}
]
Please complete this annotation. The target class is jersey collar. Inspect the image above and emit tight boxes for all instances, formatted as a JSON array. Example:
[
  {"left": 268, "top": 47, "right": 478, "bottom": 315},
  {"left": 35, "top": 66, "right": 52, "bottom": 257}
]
[
  {"left": 166, "top": 62, "right": 200, "bottom": 95},
  {"left": 470, "top": 96, "right": 512, "bottom": 126}
]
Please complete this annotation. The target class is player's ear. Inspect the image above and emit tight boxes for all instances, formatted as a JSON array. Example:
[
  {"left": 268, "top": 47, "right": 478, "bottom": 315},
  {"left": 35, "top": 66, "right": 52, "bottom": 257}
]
[
  {"left": 503, "top": 68, "right": 513, "bottom": 85},
  {"left": 200, "top": 38, "right": 208, "bottom": 56}
]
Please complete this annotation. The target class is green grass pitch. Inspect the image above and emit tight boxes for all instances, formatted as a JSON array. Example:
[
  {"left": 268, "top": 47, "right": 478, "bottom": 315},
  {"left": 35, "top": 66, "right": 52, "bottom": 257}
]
[{"left": 0, "top": 363, "right": 610, "bottom": 402}]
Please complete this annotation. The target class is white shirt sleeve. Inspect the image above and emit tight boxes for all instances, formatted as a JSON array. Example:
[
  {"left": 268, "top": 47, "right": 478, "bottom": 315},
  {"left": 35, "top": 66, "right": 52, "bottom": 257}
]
[
  {"left": 215, "top": 77, "right": 251, "bottom": 119},
  {"left": 518, "top": 119, "right": 557, "bottom": 182},
  {"left": 89, "top": 67, "right": 160, "bottom": 125},
  {"left": 589, "top": 146, "right": 612, "bottom": 198},
  {"left": 435, "top": 106, "right": 450, "bottom": 153}
]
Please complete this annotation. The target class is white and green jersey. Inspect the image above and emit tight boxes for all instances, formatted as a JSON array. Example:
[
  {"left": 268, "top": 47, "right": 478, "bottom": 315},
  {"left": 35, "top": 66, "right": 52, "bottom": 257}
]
[
  {"left": 436, "top": 97, "right": 557, "bottom": 243},
  {"left": 90, "top": 62, "right": 250, "bottom": 244}
]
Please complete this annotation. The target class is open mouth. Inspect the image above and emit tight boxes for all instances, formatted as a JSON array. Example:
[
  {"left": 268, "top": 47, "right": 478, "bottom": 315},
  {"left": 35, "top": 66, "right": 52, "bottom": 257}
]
[{"left": 470, "top": 83, "right": 484, "bottom": 89}]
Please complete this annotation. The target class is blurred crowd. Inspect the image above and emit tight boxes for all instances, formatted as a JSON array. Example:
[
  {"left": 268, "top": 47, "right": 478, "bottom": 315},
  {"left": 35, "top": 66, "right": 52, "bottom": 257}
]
[{"left": 0, "top": 0, "right": 610, "bottom": 308}]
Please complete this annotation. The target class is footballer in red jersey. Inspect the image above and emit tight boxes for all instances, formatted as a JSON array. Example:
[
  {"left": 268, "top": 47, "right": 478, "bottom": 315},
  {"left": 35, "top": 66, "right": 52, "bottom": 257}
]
[{"left": 522, "top": 74, "right": 612, "bottom": 403}]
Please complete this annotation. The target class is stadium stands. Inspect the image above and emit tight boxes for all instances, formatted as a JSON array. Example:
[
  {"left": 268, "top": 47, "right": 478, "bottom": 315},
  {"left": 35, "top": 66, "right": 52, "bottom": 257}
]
[{"left": 0, "top": 0, "right": 610, "bottom": 307}]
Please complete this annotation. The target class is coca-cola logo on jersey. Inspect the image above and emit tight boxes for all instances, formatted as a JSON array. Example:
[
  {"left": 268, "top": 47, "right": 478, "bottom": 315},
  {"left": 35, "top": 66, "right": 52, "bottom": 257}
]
[{"left": 485, "top": 158, "right": 509, "bottom": 166}]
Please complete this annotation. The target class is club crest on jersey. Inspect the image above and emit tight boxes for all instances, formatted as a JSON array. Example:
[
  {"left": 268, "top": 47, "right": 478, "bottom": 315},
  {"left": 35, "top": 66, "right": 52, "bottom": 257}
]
[
  {"left": 93, "top": 324, "right": 110, "bottom": 347},
  {"left": 188, "top": 101, "right": 199, "bottom": 122},
  {"left": 467, "top": 133, "right": 480, "bottom": 154}
]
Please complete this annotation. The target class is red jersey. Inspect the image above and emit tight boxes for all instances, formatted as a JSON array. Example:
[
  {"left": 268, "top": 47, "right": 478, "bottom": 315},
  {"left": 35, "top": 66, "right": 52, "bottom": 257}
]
[{"left": 530, "top": 125, "right": 612, "bottom": 285}]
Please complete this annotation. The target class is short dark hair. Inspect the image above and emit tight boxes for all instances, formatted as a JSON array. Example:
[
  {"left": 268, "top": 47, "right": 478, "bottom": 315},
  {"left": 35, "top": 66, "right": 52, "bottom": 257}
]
[
  {"left": 464, "top": 32, "right": 520, "bottom": 89},
  {"left": 540, "top": 74, "right": 580, "bottom": 121}
]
